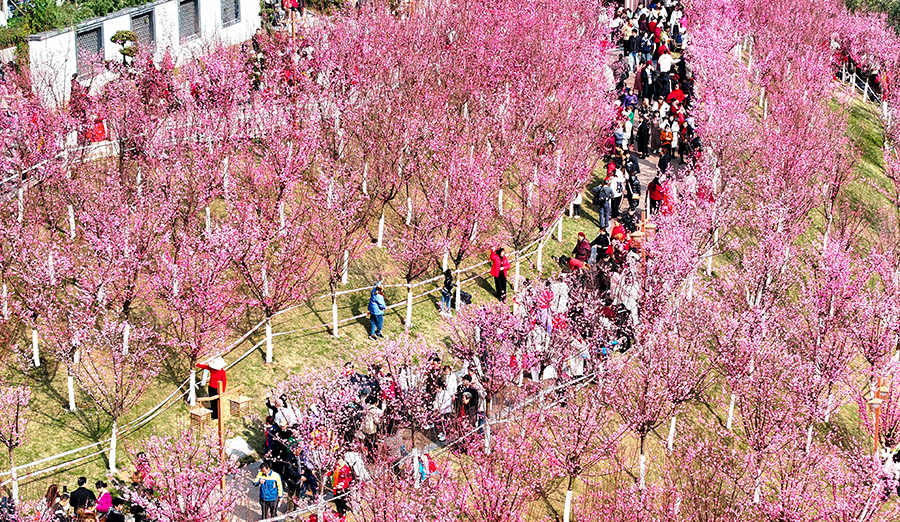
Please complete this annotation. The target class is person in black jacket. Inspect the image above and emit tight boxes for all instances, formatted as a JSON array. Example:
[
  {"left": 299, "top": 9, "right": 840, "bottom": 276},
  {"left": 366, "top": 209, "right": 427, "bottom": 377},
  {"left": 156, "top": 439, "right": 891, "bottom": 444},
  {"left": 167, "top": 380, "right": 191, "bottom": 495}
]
[
  {"left": 69, "top": 477, "right": 95, "bottom": 513},
  {"left": 635, "top": 117, "right": 651, "bottom": 159}
]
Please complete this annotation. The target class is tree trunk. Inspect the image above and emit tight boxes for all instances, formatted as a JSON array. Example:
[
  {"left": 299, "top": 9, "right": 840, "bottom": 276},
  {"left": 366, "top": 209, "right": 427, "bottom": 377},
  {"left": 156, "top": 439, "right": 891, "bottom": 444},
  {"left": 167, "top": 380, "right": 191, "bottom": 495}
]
[
  {"left": 31, "top": 328, "right": 39, "bottom": 367},
  {"left": 498, "top": 189, "right": 504, "bottom": 216},
  {"left": 68, "top": 204, "right": 76, "bottom": 238},
  {"left": 109, "top": 419, "right": 118, "bottom": 473},
  {"left": 332, "top": 291, "right": 340, "bottom": 338},
  {"left": 341, "top": 250, "right": 349, "bottom": 285},
  {"left": 483, "top": 397, "right": 492, "bottom": 454},
  {"left": 556, "top": 216, "right": 563, "bottom": 242},
  {"left": 455, "top": 268, "right": 462, "bottom": 311},
  {"left": 68, "top": 371, "right": 77, "bottom": 412},
  {"left": 8, "top": 449, "right": 17, "bottom": 504},
  {"left": 667, "top": 415, "right": 677, "bottom": 451},
  {"left": 123, "top": 322, "right": 130, "bottom": 356},
  {"left": 536, "top": 237, "right": 544, "bottom": 273},
  {"left": 265, "top": 317, "right": 274, "bottom": 364},
  {"left": 639, "top": 434, "right": 646, "bottom": 488},
  {"left": 405, "top": 283, "right": 413, "bottom": 329},
  {"left": 189, "top": 368, "right": 197, "bottom": 406},
  {"left": 377, "top": 211, "right": 385, "bottom": 248},
  {"left": 563, "top": 486, "right": 574, "bottom": 522}
]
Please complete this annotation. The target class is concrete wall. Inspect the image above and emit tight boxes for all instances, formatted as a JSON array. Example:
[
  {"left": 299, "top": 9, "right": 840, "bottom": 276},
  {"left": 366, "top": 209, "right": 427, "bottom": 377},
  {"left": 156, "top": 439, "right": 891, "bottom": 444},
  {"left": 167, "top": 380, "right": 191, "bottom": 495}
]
[{"left": 27, "top": 0, "right": 261, "bottom": 107}]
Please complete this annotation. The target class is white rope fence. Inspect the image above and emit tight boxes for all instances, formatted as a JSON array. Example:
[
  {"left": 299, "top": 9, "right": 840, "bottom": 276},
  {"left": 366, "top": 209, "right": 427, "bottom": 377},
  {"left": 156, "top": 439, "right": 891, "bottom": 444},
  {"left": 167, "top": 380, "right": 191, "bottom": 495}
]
[{"left": 0, "top": 206, "right": 571, "bottom": 489}]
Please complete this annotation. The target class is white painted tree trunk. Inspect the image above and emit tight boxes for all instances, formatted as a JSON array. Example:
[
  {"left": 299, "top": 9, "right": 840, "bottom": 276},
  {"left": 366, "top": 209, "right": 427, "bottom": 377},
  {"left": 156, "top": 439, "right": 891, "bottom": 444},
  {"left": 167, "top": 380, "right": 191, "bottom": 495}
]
[
  {"left": 639, "top": 453, "right": 646, "bottom": 488},
  {"left": 332, "top": 294, "right": 339, "bottom": 338},
  {"left": 16, "top": 188, "right": 22, "bottom": 223},
  {"left": 824, "top": 393, "right": 833, "bottom": 423},
  {"left": 222, "top": 157, "right": 230, "bottom": 197},
  {"left": 122, "top": 322, "right": 130, "bottom": 356},
  {"left": 48, "top": 253, "right": 55, "bottom": 286},
  {"left": 442, "top": 251, "right": 449, "bottom": 272},
  {"left": 513, "top": 256, "right": 521, "bottom": 293},
  {"left": 557, "top": 217, "right": 563, "bottom": 242},
  {"left": 1, "top": 283, "right": 7, "bottom": 318},
  {"left": 455, "top": 270, "right": 462, "bottom": 311},
  {"left": 498, "top": 189, "right": 504, "bottom": 215},
  {"left": 136, "top": 167, "right": 143, "bottom": 197},
  {"left": 405, "top": 284, "right": 413, "bottom": 328},
  {"left": 377, "top": 212, "right": 385, "bottom": 248},
  {"left": 67, "top": 373, "right": 76, "bottom": 412},
  {"left": 536, "top": 238, "right": 544, "bottom": 273},
  {"left": 68, "top": 205, "right": 76, "bottom": 238},
  {"left": 31, "top": 329, "right": 39, "bottom": 367},
  {"left": 406, "top": 197, "right": 412, "bottom": 225},
  {"left": 205, "top": 206, "right": 211, "bottom": 235},
  {"left": 109, "top": 420, "right": 118, "bottom": 473},
  {"left": 341, "top": 250, "right": 349, "bottom": 285},
  {"left": 189, "top": 369, "right": 197, "bottom": 406},
  {"left": 668, "top": 415, "right": 677, "bottom": 451},
  {"left": 805, "top": 423, "right": 814, "bottom": 453},
  {"left": 707, "top": 228, "right": 718, "bottom": 276},
  {"left": 362, "top": 163, "right": 368, "bottom": 195},
  {"left": 10, "top": 461, "right": 17, "bottom": 504},
  {"left": 265, "top": 319, "right": 273, "bottom": 364},
  {"left": 563, "top": 490, "right": 574, "bottom": 522},
  {"left": 726, "top": 393, "right": 736, "bottom": 430}
]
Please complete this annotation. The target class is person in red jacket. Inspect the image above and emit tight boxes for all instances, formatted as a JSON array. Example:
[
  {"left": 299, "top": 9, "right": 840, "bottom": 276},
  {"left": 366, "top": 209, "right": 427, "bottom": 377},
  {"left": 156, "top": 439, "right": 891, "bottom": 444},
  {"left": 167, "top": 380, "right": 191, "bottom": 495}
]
[
  {"left": 666, "top": 84, "right": 686, "bottom": 104},
  {"left": 197, "top": 357, "right": 227, "bottom": 420},
  {"left": 331, "top": 458, "right": 353, "bottom": 518},
  {"left": 647, "top": 175, "right": 663, "bottom": 216},
  {"left": 489, "top": 248, "right": 511, "bottom": 302}
]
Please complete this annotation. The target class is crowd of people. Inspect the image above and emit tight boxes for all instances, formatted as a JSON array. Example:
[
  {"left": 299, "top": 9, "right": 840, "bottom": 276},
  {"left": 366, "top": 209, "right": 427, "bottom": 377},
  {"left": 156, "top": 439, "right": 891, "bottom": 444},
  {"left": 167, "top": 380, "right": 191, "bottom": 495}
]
[{"left": 1, "top": 477, "right": 131, "bottom": 522}]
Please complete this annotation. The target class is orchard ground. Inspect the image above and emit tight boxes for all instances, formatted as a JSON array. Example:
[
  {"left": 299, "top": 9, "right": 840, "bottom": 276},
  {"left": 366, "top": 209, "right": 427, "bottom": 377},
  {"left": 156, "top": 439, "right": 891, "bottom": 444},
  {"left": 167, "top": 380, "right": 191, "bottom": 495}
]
[{"left": 2, "top": 62, "right": 890, "bottom": 516}]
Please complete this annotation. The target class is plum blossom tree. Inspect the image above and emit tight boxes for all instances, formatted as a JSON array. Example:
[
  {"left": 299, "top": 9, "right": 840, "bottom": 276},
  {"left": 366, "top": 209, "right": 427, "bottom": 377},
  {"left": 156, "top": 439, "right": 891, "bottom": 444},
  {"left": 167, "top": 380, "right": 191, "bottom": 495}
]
[
  {"left": 71, "top": 315, "right": 162, "bottom": 473},
  {"left": 128, "top": 429, "right": 241, "bottom": 522},
  {"left": 0, "top": 384, "right": 30, "bottom": 503}
]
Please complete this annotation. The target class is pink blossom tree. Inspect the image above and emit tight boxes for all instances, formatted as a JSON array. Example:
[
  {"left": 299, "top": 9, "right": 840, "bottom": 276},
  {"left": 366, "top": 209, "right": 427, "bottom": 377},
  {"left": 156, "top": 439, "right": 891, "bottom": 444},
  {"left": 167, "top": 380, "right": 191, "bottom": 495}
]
[
  {"left": 71, "top": 315, "right": 162, "bottom": 473},
  {"left": 0, "top": 384, "right": 30, "bottom": 503},
  {"left": 128, "top": 429, "right": 241, "bottom": 522}
]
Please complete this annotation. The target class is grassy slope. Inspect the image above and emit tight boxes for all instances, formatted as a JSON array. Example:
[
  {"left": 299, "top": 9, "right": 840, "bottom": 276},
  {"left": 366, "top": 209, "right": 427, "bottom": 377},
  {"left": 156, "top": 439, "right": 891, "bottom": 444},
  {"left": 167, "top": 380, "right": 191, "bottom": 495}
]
[{"left": 5, "top": 185, "right": 610, "bottom": 497}]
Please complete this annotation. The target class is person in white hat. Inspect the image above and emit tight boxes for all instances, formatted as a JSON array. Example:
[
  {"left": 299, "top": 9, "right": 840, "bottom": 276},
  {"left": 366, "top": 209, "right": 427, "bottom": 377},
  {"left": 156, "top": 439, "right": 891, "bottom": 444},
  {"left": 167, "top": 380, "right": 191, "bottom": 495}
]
[{"left": 196, "top": 356, "right": 227, "bottom": 420}]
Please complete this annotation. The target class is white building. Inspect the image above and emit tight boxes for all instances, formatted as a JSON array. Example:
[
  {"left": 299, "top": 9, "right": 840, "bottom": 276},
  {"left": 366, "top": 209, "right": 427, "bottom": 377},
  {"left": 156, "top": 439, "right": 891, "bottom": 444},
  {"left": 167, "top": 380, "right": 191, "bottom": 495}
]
[{"left": 27, "top": 0, "right": 261, "bottom": 106}]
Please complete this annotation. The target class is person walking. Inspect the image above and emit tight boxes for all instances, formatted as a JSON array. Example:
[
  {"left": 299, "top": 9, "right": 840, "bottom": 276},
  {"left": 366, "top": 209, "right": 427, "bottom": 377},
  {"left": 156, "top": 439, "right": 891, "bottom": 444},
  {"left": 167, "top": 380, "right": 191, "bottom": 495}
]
[
  {"left": 367, "top": 282, "right": 386, "bottom": 339},
  {"left": 197, "top": 357, "right": 227, "bottom": 420},
  {"left": 636, "top": 116, "right": 650, "bottom": 158},
  {"left": 253, "top": 461, "right": 283, "bottom": 521},
  {"left": 490, "top": 248, "right": 510, "bottom": 302}
]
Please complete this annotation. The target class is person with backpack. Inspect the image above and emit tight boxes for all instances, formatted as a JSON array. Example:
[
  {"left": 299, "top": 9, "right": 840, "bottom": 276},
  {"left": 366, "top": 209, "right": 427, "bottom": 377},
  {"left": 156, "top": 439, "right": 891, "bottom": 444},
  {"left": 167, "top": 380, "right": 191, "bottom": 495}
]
[
  {"left": 253, "top": 461, "right": 283, "bottom": 521},
  {"left": 592, "top": 180, "right": 613, "bottom": 229},
  {"left": 440, "top": 269, "right": 454, "bottom": 316}
]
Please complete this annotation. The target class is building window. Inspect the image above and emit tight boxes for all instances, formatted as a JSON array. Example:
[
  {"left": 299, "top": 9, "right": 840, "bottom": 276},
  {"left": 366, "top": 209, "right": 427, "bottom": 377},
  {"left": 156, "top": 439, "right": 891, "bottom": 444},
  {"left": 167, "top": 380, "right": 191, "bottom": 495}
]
[
  {"left": 179, "top": 0, "right": 199, "bottom": 41},
  {"left": 76, "top": 27, "right": 102, "bottom": 77},
  {"left": 131, "top": 12, "right": 155, "bottom": 46},
  {"left": 222, "top": 0, "right": 240, "bottom": 26}
]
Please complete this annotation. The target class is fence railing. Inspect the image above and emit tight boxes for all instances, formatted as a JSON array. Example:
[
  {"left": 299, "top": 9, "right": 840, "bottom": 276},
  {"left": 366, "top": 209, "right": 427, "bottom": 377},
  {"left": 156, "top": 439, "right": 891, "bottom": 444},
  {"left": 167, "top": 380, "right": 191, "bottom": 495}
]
[{"left": 0, "top": 202, "right": 570, "bottom": 494}]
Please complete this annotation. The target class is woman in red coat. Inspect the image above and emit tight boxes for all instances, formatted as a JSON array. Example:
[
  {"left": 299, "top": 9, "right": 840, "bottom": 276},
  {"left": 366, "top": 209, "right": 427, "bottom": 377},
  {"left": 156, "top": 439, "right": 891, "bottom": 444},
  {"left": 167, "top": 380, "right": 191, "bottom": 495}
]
[
  {"left": 490, "top": 248, "right": 511, "bottom": 302},
  {"left": 331, "top": 458, "right": 353, "bottom": 518}
]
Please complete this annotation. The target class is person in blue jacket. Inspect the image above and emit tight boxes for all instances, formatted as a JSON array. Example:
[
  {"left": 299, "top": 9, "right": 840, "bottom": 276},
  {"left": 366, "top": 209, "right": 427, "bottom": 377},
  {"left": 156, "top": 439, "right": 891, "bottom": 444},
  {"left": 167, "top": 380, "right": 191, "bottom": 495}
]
[{"left": 367, "top": 282, "right": 386, "bottom": 340}]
